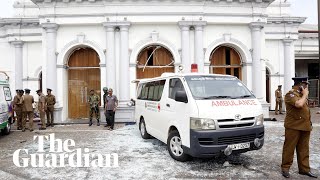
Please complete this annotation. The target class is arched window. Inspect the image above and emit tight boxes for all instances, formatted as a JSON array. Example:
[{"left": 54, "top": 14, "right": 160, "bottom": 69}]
[
  {"left": 136, "top": 45, "right": 174, "bottom": 79},
  {"left": 209, "top": 46, "right": 242, "bottom": 80}
]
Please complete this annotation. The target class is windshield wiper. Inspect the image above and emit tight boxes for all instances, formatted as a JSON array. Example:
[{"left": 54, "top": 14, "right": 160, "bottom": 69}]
[{"left": 202, "top": 96, "right": 232, "bottom": 99}]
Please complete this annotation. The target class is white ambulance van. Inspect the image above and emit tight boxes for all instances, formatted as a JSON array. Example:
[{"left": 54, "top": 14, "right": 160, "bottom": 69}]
[
  {"left": 135, "top": 73, "right": 264, "bottom": 161},
  {"left": 0, "top": 72, "right": 13, "bottom": 135}
]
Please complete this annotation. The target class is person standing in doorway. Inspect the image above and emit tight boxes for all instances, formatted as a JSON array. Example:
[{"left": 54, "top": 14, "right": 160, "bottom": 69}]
[
  {"left": 275, "top": 85, "right": 283, "bottom": 115},
  {"left": 105, "top": 88, "right": 118, "bottom": 130},
  {"left": 281, "top": 77, "right": 317, "bottom": 178},
  {"left": 88, "top": 89, "right": 100, "bottom": 126},
  {"left": 20, "top": 89, "right": 34, "bottom": 132},
  {"left": 46, "top": 88, "right": 56, "bottom": 127},
  {"left": 36, "top": 89, "right": 46, "bottom": 130}
]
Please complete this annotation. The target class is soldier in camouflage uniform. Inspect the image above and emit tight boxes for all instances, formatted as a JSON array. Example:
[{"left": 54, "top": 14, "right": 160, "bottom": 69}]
[{"left": 88, "top": 89, "right": 100, "bottom": 126}]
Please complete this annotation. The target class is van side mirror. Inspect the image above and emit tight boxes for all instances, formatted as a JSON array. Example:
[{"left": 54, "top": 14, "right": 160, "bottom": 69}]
[{"left": 175, "top": 91, "right": 188, "bottom": 103}]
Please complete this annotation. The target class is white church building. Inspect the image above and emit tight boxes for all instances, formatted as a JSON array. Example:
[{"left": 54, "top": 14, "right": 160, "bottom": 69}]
[{"left": 0, "top": 0, "right": 318, "bottom": 122}]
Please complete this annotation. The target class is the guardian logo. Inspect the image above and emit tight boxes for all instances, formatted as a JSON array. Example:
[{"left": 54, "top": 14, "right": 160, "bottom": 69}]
[{"left": 13, "top": 133, "right": 119, "bottom": 168}]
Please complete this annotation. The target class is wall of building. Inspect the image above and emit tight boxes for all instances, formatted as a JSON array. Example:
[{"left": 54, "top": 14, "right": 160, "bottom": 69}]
[
  {"left": 57, "top": 25, "right": 106, "bottom": 53},
  {"left": 22, "top": 42, "right": 42, "bottom": 100},
  {"left": 265, "top": 39, "right": 285, "bottom": 110}
]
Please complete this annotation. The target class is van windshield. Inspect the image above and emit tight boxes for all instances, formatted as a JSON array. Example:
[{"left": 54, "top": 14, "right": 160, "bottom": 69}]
[{"left": 185, "top": 76, "right": 255, "bottom": 100}]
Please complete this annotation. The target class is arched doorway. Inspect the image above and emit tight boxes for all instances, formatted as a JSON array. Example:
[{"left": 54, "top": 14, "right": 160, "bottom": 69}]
[
  {"left": 136, "top": 45, "right": 174, "bottom": 79},
  {"left": 209, "top": 46, "right": 242, "bottom": 80},
  {"left": 68, "top": 47, "right": 101, "bottom": 119}
]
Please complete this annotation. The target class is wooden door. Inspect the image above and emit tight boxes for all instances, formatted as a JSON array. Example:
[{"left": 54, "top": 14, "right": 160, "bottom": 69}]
[
  {"left": 136, "top": 46, "right": 174, "bottom": 79},
  {"left": 68, "top": 48, "right": 101, "bottom": 119},
  {"left": 210, "top": 46, "right": 242, "bottom": 80}
]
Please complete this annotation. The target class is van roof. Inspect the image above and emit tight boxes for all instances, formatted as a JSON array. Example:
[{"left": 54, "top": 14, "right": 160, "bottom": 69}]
[{"left": 138, "top": 73, "right": 235, "bottom": 83}]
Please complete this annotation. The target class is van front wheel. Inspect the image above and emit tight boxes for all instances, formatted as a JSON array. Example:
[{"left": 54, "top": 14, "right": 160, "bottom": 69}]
[
  {"left": 139, "top": 119, "right": 150, "bottom": 139},
  {"left": 167, "top": 130, "right": 190, "bottom": 162}
]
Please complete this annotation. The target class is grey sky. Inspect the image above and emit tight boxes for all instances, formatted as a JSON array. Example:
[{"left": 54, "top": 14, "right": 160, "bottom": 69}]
[
  {"left": 0, "top": 0, "right": 318, "bottom": 24},
  {"left": 291, "top": 0, "right": 318, "bottom": 24}
]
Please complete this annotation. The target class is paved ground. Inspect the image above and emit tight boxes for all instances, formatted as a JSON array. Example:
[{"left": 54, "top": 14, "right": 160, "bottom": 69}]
[
  {"left": 0, "top": 109, "right": 319, "bottom": 180},
  {"left": 269, "top": 107, "right": 320, "bottom": 123}
]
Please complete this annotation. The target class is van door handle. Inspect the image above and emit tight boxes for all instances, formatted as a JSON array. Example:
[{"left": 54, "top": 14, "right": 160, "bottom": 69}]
[{"left": 166, "top": 104, "right": 170, "bottom": 107}]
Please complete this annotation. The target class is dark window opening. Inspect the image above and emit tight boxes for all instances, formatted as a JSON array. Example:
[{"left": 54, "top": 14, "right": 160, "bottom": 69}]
[
  {"left": 234, "top": 68, "right": 239, "bottom": 78},
  {"left": 308, "top": 63, "right": 319, "bottom": 79},
  {"left": 147, "top": 49, "right": 154, "bottom": 66},
  {"left": 225, "top": 48, "right": 231, "bottom": 65},
  {"left": 226, "top": 68, "right": 231, "bottom": 75}
]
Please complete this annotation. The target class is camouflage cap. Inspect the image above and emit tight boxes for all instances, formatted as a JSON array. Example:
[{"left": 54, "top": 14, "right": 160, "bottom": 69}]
[{"left": 103, "top": 87, "right": 108, "bottom": 91}]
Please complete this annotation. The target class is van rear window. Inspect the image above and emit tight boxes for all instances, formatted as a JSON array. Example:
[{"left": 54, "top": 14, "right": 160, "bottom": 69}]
[{"left": 137, "top": 80, "right": 166, "bottom": 101}]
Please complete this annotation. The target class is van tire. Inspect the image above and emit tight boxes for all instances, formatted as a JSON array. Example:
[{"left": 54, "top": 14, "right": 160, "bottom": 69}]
[
  {"left": 1, "top": 121, "right": 11, "bottom": 135},
  {"left": 139, "top": 119, "right": 150, "bottom": 139},
  {"left": 167, "top": 130, "right": 190, "bottom": 162}
]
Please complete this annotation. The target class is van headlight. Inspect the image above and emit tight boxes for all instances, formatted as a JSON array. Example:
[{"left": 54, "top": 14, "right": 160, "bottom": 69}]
[
  {"left": 190, "top": 118, "right": 216, "bottom": 130},
  {"left": 255, "top": 114, "right": 264, "bottom": 126}
]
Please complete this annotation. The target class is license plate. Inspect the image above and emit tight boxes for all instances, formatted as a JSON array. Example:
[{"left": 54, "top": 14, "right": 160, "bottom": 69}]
[{"left": 228, "top": 142, "right": 250, "bottom": 150}]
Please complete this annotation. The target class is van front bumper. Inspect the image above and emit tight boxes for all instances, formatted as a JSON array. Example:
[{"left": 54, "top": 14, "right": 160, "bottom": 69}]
[{"left": 183, "top": 125, "right": 264, "bottom": 158}]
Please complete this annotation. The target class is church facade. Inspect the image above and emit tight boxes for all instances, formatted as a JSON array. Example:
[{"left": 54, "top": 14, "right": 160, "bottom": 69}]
[{"left": 0, "top": 0, "right": 318, "bottom": 122}]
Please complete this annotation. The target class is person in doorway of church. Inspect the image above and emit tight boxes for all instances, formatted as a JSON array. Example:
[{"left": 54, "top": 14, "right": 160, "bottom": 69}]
[
  {"left": 105, "top": 88, "right": 118, "bottom": 130},
  {"left": 281, "top": 77, "right": 317, "bottom": 178},
  {"left": 102, "top": 87, "right": 108, "bottom": 126},
  {"left": 13, "top": 89, "right": 23, "bottom": 130},
  {"left": 36, "top": 89, "right": 46, "bottom": 130},
  {"left": 46, "top": 88, "right": 56, "bottom": 127},
  {"left": 275, "top": 85, "right": 283, "bottom": 115},
  {"left": 88, "top": 89, "right": 100, "bottom": 126},
  {"left": 20, "top": 89, "right": 34, "bottom": 132}
]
